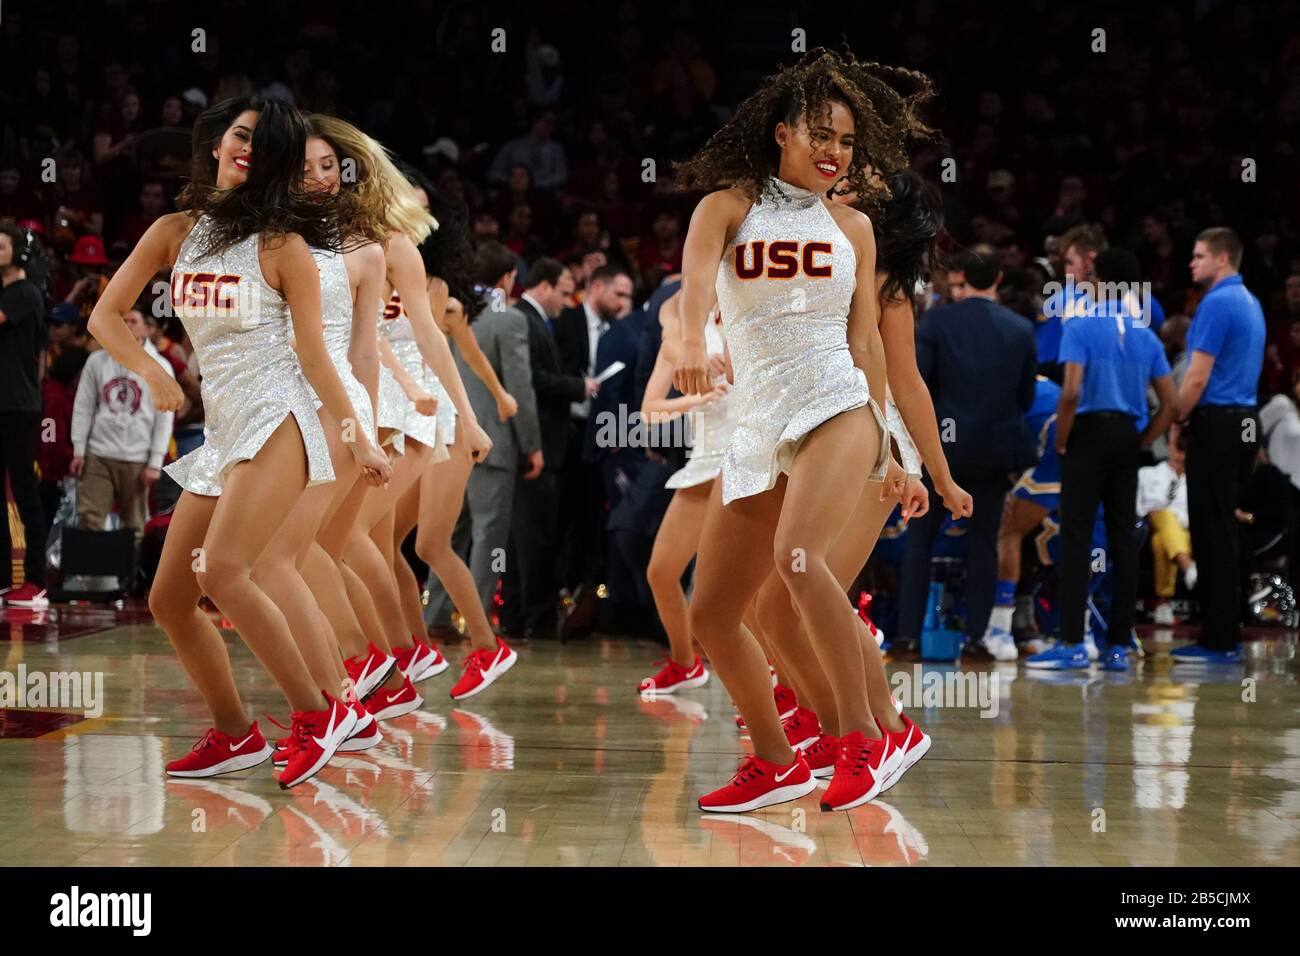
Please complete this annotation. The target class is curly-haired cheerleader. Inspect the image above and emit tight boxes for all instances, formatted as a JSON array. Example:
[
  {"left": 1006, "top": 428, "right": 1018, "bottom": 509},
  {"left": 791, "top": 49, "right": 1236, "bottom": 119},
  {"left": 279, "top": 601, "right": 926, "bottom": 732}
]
[{"left": 673, "top": 49, "right": 940, "bottom": 812}]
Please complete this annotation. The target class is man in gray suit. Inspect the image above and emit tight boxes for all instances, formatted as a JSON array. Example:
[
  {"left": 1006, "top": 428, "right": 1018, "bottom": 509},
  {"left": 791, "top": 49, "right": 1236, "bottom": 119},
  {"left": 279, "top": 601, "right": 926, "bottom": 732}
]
[{"left": 427, "top": 241, "right": 542, "bottom": 623}]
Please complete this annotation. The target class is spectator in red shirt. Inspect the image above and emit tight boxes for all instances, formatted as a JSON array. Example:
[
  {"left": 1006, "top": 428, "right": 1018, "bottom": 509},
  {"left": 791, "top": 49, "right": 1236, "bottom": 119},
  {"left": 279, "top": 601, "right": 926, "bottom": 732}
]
[
  {"left": 597, "top": 168, "right": 641, "bottom": 240},
  {"left": 555, "top": 206, "right": 609, "bottom": 266},
  {"left": 47, "top": 149, "right": 104, "bottom": 245},
  {"left": 115, "top": 179, "right": 169, "bottom": 249},
  {"left": 93, "top": 87, "right": 145, "bottom": 238},
  {"left": 37, "top": 344, "right": 88, "bottom": 532},
  {"left": 637, "top": 207, "right": 683, "bottom": 292},
  {"left": 59, "top": 235, "right": 110, "bottom": 321},
  {"left": 93, "top": 87, "right": 143, "bottom": 169},
  {"left": 493, "top": 165, "right": 558, "bottom": 246},
  {"left": 502, "top": 203, "right": 545, "bottom": 264}
]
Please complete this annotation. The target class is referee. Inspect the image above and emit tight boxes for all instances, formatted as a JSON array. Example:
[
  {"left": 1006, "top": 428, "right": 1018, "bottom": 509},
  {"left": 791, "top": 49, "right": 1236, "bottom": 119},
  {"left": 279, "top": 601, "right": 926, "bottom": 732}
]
[
  {"left": 1051, "top": 249, "right": 1177, "bottom": 671},
  {"left": 1173, "top": 228, "right": 1266, "bottom": 664}
]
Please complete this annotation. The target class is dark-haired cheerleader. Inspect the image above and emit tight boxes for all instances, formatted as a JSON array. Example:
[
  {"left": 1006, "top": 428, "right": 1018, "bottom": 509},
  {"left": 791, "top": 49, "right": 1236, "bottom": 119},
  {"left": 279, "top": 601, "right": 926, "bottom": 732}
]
[
  {"left": 672, "top": 49, "right": 951, "bottom": 813},
  {"left": 749, "top": 171, "right": 971, "bottom": 793},
  {"left": 389, "top": 173, "right": 522, "bottom": 701},
  {"left": 88, "top": 96, "right": 391, "bottom": 788}
]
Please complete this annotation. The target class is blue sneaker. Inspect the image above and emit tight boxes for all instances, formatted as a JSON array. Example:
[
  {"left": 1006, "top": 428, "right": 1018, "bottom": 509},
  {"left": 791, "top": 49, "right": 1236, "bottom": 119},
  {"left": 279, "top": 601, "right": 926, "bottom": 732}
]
[
  {"left": 1024, "top": 642, "right": 1091, "bottom": 670},
  {"left": 1100, "top": 644, "right": 1128, "bottom": 672},
  {"left": 1170, "top": 644, "right": 1243, "bottom": 665}
]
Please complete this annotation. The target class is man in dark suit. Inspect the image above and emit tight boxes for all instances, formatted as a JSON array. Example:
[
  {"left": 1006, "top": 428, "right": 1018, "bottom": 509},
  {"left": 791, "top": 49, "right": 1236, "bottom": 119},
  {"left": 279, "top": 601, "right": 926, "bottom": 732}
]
[
  {"left": 501, "top": 258, "right": 592, "bottom": 637},
  {"left": 896, "top": 249, "right": 1038, "bottom": 648},
  {"left": 551, "top": 264, "right": 634, "bottom": 613}
]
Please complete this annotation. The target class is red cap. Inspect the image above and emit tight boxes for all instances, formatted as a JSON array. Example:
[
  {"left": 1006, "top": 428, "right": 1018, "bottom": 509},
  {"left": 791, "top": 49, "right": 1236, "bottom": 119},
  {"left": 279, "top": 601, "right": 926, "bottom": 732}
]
[{"left": 68, "top": 234, "right": 108, "bottom": 265}]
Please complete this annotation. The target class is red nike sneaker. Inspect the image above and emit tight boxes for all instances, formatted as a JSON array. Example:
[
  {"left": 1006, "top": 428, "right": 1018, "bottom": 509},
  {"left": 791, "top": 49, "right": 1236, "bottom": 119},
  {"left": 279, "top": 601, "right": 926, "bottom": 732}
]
[
  {"left": 802, "top": 733, "right": 840, "bottom": 779},
  {"left": 739, "top": 682, "right": 798, "bottom": 729},
  {"left": 698, "top": 752, "right": 817, "bottom": 813},
  {"left": 858, "top": 591, "right": 885, "bottom": 648},
  {"left": 278, "top": 694, "right": 357, "bottom": 789},
  {"left": 365, "top": 675, "right": 423, "bottom": 721},
  {"left": 449, "top": 636, "right": 518, "bottom": 701},
  {"left": 782, "top": 707, "right": 821, "bottom": 751},
  {"left": 773, "top": 684, "right": 798, "bottom": 720},
  {"left": 415, "top": 639, "right": 449, "bottom": 680},
  {"left": 1, "top": 582, "right": 49, "bottom": 609},
  {"left": 275, "top": 700, "right": 381, "bottom": 765},
  {"left": 165, "top": 722, "right": 274, "bottom": 778},
  {"left": 394, "top": 640, "right": 446, "bottom": 684},
  {"left": 337, "top": 701, "right": 383, "bottom": 753},
  {"left": 878, "top": 713, "right": 931, "bottom": 794},
  {"left": 820, "top": 730, "right": 900, "bottom": 812},
  {"left": 344, "top": 643, "right": 396, "bottom": 702},
  {"left": 638, "top": 656, "right": 709, "bottom": 695}
]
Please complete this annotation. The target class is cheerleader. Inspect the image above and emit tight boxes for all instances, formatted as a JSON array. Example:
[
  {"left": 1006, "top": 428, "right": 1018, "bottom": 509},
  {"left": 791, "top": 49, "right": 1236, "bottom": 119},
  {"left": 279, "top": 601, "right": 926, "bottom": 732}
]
[
  {"left": 253, "top": 120, "right": 393, "bottom": 764},
  {"left": 88, "top": 96, "right": 391, "bottom": 788},
  {"left": 672, "top": 50, "right": 940, "bottom": 813},
  {"left": 753, "top": 172, "right": 972, "bottom": 794},
  {"left": 389, "top": 173, "right": 521, "bottom": 700},
  {"left": 337, "top": 131, "right": 513, "bottom": 703},
  {"left": 637, "top": 291, "right": 734, "bottom": 694},
  {"left": 261, "top": 117, "right": 445, "bottom": 768}
]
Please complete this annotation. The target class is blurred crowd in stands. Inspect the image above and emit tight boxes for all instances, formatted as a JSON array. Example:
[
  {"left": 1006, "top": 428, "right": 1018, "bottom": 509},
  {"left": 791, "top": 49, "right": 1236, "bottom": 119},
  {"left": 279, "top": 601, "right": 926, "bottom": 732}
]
[{"left": 2, "top": 0, "right": 1298, "bottom": 646}]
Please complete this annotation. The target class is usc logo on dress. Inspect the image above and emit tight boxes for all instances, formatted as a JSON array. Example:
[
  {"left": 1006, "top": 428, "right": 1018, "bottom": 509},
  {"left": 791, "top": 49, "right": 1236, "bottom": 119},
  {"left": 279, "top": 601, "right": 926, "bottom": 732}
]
[
  {"left": 381, "top": 293, "right": 403, "bottom": 320},
  {"left": 171, "top": 272, "right": 242, "bottom": 314},
  {"left": 734, "top": 240, "right": 833, "bottom": 280}
]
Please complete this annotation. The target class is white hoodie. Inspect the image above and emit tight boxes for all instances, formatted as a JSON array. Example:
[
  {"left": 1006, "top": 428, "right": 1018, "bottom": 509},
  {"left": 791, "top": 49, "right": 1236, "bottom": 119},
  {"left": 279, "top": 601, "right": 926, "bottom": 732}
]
[
  {"left": 1260, "top": 393, "right": 1300, "bottom": 492},
  {"left": 71, "top": 340, "right": 175, "bottom": 469}
]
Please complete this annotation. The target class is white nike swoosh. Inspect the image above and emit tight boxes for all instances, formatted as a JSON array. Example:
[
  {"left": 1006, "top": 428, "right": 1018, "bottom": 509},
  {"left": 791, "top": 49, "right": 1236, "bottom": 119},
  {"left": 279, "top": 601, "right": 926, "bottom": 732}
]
[
  {"left": 311, "top": 706, "right": 340, "bottom": 750},
  {"left": 229, "top": 733, "right": 256, "bottom": 751},
  {"left": 774, "top": 764, "right": 799, "bottom": 783},
  {"left": 896, "top": 726, "right": 915, "bottom": 756},
  {"left": 871, "top": 739, "right": 892, "bottom": 773},
  {"left": 686, "top": 664, "right": 702, "bottom": 678}
]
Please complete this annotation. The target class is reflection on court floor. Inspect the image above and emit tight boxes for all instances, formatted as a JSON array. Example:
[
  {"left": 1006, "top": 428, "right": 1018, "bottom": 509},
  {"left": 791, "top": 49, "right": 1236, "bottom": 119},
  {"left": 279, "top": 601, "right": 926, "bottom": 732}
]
[{"left": 0, "top": 611, "right": 1296, "bottom": 866}]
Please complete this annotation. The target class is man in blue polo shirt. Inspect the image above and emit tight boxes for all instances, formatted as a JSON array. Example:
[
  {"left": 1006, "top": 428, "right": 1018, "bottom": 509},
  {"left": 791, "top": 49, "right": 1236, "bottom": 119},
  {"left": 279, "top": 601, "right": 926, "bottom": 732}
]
[
  {"left": 1035, "top": 223, "right": 1104, "bottom": 381},
  {"left": 1173, "top": 228, "right": 1266, "bottom": 664},
  {"left": 1028, "top": 248, "right": 1177, "bottom": 671}
]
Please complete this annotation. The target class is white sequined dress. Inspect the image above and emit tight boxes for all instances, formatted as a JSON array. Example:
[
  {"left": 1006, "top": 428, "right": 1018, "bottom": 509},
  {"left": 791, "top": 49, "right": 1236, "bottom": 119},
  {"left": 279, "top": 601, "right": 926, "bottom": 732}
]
[
  {"left": 314, "top": 247, "right": 377, "bottom": 448},
  {"left": 885, "top": 393, "right": 922, "bottom": 476},
  {"left": 665, "top": 312, "right": 737, "bottom": 489},
  {"left": 378, "top": 292, "right": 454, "bottom": 461},
  {"left": 165, "top": 216, "right": 334, "bottom": 496},
  {"left": 714, "top": 177, "right": 888, "bottom": 504}
]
